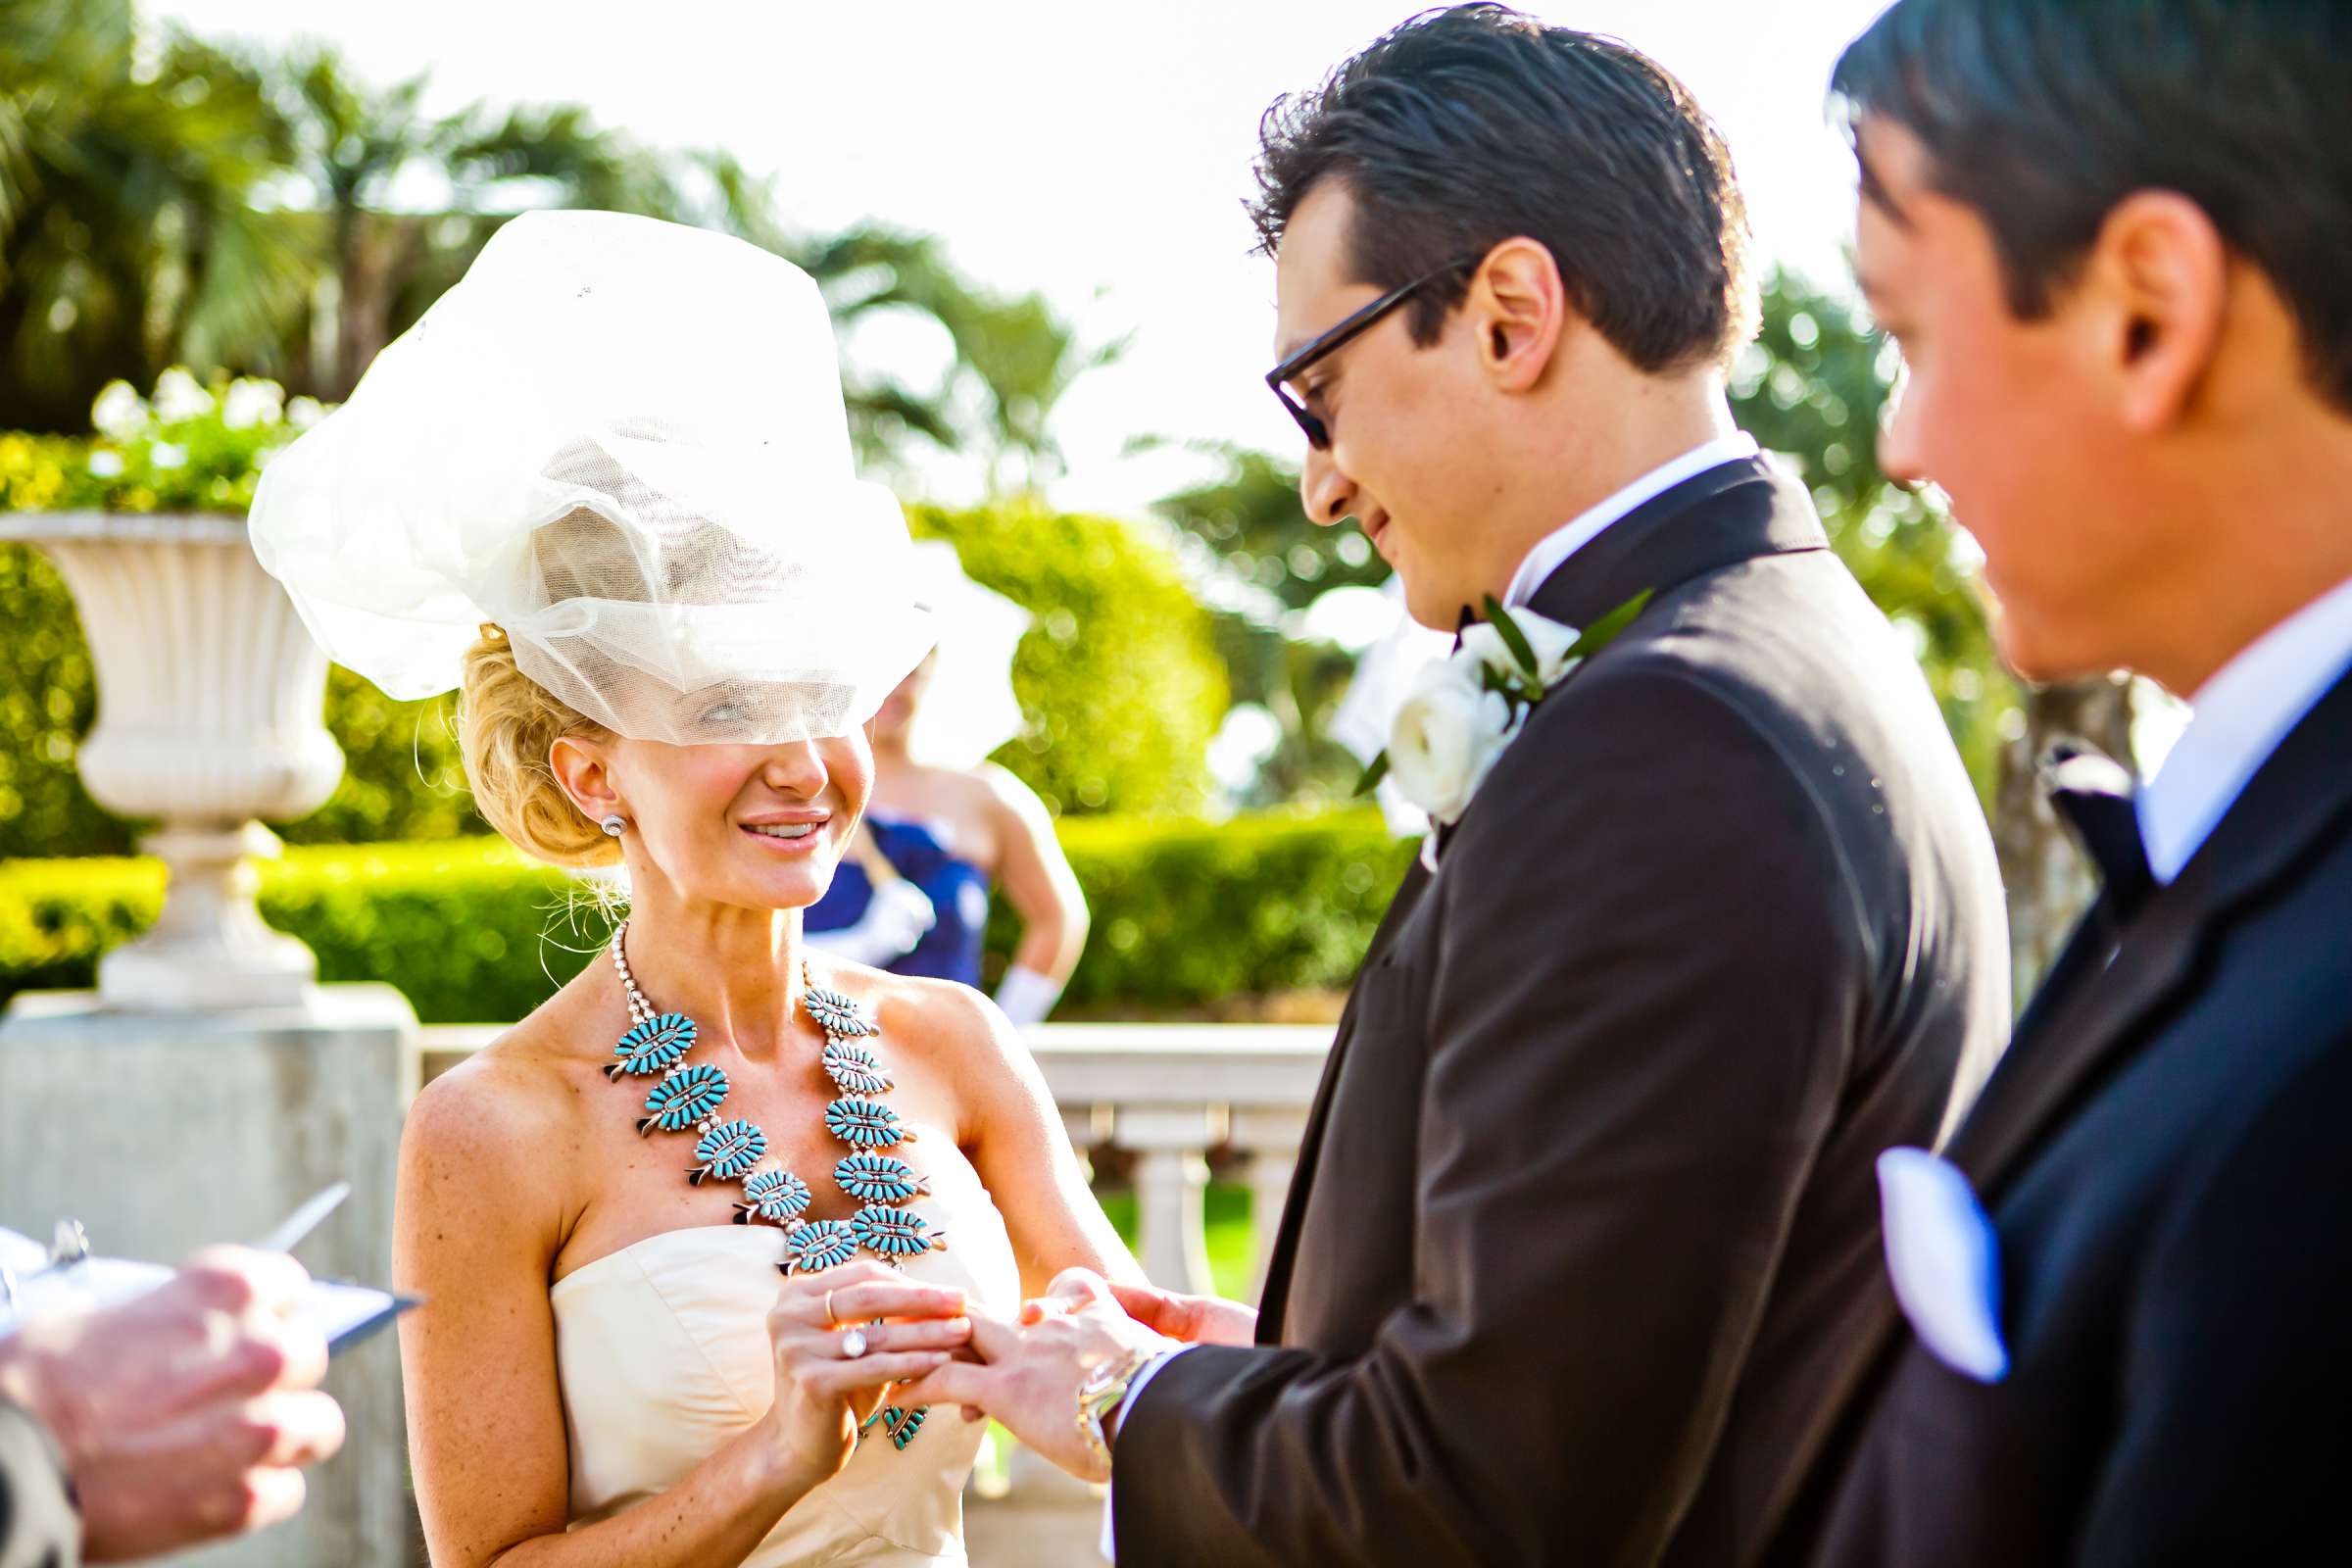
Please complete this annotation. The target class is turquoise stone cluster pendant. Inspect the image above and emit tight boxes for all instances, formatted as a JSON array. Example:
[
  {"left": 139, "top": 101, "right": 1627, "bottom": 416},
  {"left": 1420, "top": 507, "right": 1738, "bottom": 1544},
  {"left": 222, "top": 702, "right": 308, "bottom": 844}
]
[{"left": 605, "top": 923, "right": 950, "bottom": 1449}]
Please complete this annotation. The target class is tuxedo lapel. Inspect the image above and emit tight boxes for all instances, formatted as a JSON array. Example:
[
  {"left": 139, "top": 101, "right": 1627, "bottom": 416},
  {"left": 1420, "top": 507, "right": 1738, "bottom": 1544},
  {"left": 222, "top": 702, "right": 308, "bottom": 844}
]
[
  {"left": 1525, "top": 457, "right": 1825, "bottom": 631},
  {"left": 1760, "top": 664, "right": 2352, "bottom": 1559},
  {"left": 1949, "top": 666, "right": 2352, "bottom": 1196},
  {"left": 1254, "top": 856, "right": 1433, "bottom": 1339}
]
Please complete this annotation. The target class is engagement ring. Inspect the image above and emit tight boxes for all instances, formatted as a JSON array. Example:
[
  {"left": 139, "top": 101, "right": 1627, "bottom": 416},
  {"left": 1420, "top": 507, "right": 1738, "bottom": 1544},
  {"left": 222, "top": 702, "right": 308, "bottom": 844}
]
[{"left": 840, "top": 1327, "right": 869, "bottom": 1359}]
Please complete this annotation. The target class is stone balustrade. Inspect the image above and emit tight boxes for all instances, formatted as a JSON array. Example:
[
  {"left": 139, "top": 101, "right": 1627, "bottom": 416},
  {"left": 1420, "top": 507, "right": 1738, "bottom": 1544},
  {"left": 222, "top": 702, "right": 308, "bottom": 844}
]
[{"left": 1018, "top": 1022, "right": 1329, "bottom": 1295}]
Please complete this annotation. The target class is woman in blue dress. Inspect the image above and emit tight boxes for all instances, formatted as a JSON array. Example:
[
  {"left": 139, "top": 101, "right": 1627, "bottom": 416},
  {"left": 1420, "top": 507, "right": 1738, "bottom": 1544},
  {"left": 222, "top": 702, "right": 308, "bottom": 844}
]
[{"left": 806, "top": 547, "right": 1088, "bottom": 1024}]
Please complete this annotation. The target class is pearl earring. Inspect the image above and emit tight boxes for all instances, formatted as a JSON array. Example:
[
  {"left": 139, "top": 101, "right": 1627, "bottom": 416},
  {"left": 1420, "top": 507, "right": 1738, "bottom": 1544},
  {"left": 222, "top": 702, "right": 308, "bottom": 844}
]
[{"left": 600, "top": 813, "right": 627, "bottom": 838}]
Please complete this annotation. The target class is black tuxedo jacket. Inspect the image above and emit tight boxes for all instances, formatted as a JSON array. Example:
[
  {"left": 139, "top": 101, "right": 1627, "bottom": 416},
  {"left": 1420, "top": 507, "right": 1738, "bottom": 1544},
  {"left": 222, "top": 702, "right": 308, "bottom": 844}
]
[
  {"left": 1777, "top": 663, "right": 2352, "bottom": 1566},
  {"left": 1112, "top": 458, "right": 2010, "bottom": 1565}
]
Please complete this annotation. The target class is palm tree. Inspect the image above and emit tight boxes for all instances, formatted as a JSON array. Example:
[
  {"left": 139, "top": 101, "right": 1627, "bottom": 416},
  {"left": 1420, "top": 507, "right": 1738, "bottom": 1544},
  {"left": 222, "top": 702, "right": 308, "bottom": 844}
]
[
  {"left": 0, "top": 0, "right": 302, "bottom": 428},
  {"left": 949, "top": 287, "right": 1127, "bottom": 495},
  {"left": 1, "top": 1, "right": 1104, "bottom": 481},
  {"left": 684, "top": 154, "right": 1117, "bottom": 485},
  {"left": 677, "top": 160, "right": 968, "bottom": 467},
  {"left": 268, "top": 45, "right": 442, "bottom": 398},
  {"left": 270, "top": 51, "right": 694, "bottom": 397}
]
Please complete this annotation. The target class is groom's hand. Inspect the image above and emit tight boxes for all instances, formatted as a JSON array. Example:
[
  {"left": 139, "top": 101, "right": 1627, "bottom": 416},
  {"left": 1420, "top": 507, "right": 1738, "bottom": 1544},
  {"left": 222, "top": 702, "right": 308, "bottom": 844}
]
[
  {"left": 893, "top": 1268, "right": 1175, "bottom": 1483},
  {"left": 1099, "top": 1280, "right": 1257, "bottom": 1348}
]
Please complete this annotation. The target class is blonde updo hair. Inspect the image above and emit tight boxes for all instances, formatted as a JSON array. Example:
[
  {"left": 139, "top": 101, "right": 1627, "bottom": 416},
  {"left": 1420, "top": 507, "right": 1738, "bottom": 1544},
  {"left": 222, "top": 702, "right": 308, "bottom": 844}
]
[{"left": 459, "top": 623, "right": 620, "bottom": 868}]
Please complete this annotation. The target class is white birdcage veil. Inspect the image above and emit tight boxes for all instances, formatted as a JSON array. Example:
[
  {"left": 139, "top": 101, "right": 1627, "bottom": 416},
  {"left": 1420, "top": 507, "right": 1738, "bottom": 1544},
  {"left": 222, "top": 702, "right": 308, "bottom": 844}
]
[{"left": 248, "top": 209, "right": 935, "bottom": 745}]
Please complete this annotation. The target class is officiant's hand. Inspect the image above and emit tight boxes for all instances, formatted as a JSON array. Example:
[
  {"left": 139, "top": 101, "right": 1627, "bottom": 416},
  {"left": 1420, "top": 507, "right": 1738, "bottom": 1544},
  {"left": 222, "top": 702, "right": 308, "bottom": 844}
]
[
  {"left": 1099, "top": 1279, "right": 1257, "bottom": 1347},
  {"left": 0, "top": 1246, "right": 344, "bottom": 1563},
  {"left": 762, "top": 1262, "right": 970, "bottom": 1493},
  {"left": 893, "top": 1268, "right": 1176, "bottom": 1484}
]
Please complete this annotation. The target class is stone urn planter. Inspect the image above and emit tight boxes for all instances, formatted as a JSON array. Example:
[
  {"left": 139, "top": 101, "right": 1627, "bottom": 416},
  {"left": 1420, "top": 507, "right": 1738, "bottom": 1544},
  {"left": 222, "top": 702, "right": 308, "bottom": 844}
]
[{"left": 0, "top": 511, "right": 344, "bottom": 1010}]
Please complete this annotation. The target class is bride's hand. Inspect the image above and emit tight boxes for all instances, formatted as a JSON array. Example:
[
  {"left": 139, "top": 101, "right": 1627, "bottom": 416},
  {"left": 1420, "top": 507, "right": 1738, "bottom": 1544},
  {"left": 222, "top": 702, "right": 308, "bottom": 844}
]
[
  {"left": 762, "top": 1261, "right": 971, "bottom": 1493},
  {"left": 1097, "top": 1280, "right": 1257, "bottom": 1348}
]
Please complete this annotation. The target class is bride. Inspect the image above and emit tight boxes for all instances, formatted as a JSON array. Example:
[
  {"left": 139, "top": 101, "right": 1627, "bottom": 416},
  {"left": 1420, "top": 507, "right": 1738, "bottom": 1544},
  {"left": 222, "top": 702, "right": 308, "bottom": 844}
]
[{"left": 250, "top": 211, "right": 1141, "bottom": 1565}]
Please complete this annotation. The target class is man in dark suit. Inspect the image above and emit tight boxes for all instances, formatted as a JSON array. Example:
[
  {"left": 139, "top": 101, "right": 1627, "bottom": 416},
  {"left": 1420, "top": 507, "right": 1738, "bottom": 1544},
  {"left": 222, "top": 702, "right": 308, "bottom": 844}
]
[
  {"left": 899, "top": 8, "right": 2006, "bottom": 1562},
  {"left": 0, "top": 1248, "right": 342, "bottom": 1565},
  {"left": 1762, "top": 3, "right": 2352, "bottom": 1563}
]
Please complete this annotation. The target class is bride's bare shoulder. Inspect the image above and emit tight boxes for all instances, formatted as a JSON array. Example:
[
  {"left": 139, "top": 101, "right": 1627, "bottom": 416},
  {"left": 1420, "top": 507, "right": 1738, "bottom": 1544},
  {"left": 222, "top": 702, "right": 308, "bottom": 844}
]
[
  {"left": 399, "top": 974, "right": 605, "bottom": 1207},
  {"left": 842, "top": 966, "right": 1049, "bottom": 1137},
  {"left": 844, "top": 965, "right": 1007, "bottom": 1058}
]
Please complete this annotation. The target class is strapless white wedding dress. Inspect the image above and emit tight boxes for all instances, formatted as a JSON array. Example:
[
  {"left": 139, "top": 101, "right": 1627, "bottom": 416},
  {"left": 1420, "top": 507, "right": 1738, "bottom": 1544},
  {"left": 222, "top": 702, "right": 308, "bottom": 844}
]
[{"left": 550, "top": 1158, "right": 1020, "bottom": 1565}]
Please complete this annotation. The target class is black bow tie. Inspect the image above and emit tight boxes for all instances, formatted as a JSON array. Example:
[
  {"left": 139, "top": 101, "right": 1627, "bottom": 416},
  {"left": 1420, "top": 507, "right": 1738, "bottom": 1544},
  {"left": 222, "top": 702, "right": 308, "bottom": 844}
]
[{"left": 2043, "top": 744, "right": 2155, "bottom": 923}]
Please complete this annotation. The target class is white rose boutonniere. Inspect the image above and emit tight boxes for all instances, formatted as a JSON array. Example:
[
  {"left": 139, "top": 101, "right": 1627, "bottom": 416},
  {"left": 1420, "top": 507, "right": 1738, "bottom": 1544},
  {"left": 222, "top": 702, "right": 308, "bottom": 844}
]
[
  {"left": 1387, "top": 656, "right": 1517, "bottom": 828},
  {"left": 1359, "top": 591, "right": 1652, "bottom": 866}
]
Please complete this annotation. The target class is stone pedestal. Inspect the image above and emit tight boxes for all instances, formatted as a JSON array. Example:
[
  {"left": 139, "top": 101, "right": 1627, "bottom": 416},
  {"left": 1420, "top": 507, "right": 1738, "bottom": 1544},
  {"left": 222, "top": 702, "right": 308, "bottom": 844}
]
[{"left": 0, "top": 985, "right": 420, "bottom": 1567}]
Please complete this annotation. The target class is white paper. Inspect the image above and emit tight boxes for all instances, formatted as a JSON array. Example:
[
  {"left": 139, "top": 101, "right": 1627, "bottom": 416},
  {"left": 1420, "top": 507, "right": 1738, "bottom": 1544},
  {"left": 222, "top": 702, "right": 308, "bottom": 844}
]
[{"left": 0, "top": 1227, "right": 405, "bottom": 1352}]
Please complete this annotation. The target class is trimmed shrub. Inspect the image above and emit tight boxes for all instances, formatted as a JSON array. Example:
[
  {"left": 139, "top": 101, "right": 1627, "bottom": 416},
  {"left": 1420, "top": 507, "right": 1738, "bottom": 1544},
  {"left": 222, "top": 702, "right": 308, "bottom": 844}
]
[
  {"left": 0, "top": 811, "right": 1412, "bottom": 1020},
  {"left": 0, "top": 541, "right": 116, "bottom": 857},
  {"left": 1034, "top": 811, "right": 1412, "bottom": 1010},
  {"left": 0, "top": 839, "right": 603, "bottom": 1021},
  {"left": 912, "top": 502, "right": 1226, "bottom": 817}
]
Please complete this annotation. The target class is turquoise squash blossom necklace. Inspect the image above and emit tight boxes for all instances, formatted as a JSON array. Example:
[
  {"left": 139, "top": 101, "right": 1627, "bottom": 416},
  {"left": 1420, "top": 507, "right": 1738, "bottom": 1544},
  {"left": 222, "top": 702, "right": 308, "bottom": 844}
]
[{"left": 606, "top": 923, "right": 948, "bottom": 1449}]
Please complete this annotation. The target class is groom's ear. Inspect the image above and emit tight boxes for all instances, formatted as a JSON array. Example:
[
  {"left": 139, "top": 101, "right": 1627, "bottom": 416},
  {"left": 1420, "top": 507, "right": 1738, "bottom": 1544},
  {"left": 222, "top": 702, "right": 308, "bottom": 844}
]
[{"left": 1468, "top": 237, "right": 1570, "bottom": 394}]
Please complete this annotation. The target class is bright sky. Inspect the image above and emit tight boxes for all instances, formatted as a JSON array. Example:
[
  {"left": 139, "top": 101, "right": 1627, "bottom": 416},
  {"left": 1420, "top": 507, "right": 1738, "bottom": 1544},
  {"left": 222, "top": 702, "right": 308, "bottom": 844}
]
[{"left": 151, "top": 0, "right": 1896, "bottom": 516}]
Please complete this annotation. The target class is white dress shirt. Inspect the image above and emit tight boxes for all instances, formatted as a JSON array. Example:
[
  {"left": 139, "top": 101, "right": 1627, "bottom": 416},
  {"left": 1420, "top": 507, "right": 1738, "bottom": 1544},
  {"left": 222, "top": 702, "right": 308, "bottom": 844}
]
[
  {"left": 1501, "top": 430, "right": 1760, "bottom": 609},
  {"left": 2137, "top": 571, "right": 2352, "bottom": 883}
]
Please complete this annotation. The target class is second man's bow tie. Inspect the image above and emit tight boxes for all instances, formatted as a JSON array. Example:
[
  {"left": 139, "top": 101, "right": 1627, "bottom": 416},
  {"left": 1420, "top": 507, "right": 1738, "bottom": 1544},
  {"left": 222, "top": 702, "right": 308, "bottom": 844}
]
[{"left": 2042, "top": 743, "right": 2154, "bottom": 922}]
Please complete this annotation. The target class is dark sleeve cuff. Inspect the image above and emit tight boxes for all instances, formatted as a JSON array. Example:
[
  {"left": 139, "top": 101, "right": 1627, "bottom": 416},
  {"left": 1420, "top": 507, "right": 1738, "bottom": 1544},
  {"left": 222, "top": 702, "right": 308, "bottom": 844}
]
[{"left": 0, "top": 1395, "right": 78, "bottom": 1568}]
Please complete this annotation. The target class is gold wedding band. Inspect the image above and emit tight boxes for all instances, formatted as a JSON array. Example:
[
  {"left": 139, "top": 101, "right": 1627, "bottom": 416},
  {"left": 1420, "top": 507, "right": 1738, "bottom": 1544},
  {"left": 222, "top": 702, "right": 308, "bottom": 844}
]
[{"left": 824, "top": 1288, "right": 838, "bottom": 1326}]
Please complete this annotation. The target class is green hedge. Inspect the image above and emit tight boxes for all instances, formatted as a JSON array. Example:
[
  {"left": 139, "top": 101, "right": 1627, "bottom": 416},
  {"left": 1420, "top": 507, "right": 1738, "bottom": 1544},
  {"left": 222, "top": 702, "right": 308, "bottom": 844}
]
[
  {"left": 0, "top": 839, "right": 592, "bottom": 1021},
  {"left": 1026, "top": 810, "right": 1411, "bottom": 1011},
  {"left": 0, "top": 810, "right": 1412, "bottom": 1020}
]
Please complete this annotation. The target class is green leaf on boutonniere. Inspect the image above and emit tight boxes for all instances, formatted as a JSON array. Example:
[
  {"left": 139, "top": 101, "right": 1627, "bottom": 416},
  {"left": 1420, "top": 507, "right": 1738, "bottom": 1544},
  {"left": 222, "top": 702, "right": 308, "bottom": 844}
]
[
  {"left": 1565, "top": 589, "right": 1654, "bottom": 662},
  {"left": 1353, "top": 751, "right": 1392, "bottom": 798},
  {"left": 1480, "top": 594, "right": 1543, "bottom": 682}
]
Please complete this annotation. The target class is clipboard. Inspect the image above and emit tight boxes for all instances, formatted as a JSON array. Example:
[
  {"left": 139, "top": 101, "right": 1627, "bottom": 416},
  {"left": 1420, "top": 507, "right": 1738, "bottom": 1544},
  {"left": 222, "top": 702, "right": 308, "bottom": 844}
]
[{"left": 0, "top": 1228, "right": 419, "bottom": 1353}]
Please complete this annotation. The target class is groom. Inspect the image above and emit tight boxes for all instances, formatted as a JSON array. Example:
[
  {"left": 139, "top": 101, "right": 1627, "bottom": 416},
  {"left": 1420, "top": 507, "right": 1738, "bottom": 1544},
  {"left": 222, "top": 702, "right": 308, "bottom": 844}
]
[{"left": 902, "top": 8, "right": 2005, "bottom": 1561}]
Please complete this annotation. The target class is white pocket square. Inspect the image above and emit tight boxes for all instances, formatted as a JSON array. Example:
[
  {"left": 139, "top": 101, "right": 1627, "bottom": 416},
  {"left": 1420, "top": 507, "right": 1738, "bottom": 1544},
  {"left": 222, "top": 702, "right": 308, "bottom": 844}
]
[{"left": 1877, "top": 1147, "right": 2010, "bottom": 1383}]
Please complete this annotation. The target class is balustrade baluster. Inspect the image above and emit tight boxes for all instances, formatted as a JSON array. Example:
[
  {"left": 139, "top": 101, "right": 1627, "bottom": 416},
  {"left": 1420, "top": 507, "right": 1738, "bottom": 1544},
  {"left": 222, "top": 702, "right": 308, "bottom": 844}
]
[{"left": 1227, "top": 1107, "right": 1309, "bottom": 1303}]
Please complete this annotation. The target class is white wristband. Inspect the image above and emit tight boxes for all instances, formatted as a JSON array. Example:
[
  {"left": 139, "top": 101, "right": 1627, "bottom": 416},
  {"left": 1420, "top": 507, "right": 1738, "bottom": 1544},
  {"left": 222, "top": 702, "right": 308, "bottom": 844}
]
[{"left": 993, "top": 963, "right": 1063, "bottom": 1026}]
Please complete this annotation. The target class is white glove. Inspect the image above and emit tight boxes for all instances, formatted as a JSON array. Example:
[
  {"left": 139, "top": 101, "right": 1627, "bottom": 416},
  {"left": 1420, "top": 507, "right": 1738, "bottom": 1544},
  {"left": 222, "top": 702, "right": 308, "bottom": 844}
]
[{"left": 993, "top": 963, "right": 1064, "bottom": 1027}]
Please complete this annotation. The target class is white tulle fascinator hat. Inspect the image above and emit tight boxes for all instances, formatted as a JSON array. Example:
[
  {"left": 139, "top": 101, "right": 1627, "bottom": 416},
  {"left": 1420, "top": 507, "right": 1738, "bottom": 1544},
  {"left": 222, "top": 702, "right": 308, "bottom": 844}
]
[
  {"left": 248, "top": 209, "right": 935, "bottom": 746},
  {"left": 902, "top": 540, "right": 1032, "bottom": 769}
]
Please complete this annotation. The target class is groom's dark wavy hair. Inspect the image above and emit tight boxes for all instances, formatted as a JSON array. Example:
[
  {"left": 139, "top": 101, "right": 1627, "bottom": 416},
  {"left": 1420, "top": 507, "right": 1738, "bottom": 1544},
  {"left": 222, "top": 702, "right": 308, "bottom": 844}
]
[
  {"left": 1834, "top": 0, "right": 2352, "bottom": 413},
  {"left": 1250, "top": 4, "right": 1757, "bottom": 373}
]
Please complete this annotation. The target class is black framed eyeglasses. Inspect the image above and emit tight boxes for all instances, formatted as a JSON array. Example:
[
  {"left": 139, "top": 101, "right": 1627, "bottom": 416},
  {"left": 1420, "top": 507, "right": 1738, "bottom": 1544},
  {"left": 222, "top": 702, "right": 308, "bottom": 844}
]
[{"left": 1265, "top": 256, "right": 1479, "bottom": 451}]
